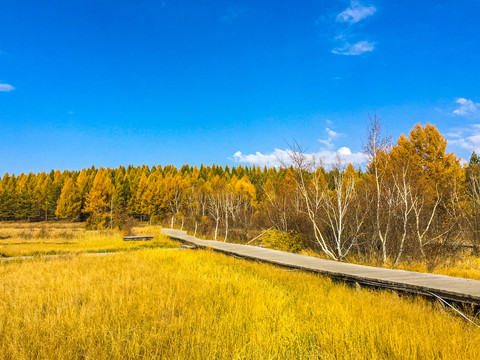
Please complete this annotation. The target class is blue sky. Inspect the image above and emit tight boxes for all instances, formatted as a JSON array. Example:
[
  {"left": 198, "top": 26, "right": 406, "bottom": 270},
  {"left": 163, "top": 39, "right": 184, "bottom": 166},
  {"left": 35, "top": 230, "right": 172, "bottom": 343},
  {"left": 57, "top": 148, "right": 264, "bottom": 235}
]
[{"left": 1, "top": 0, "right": 480, "bottom": 173}]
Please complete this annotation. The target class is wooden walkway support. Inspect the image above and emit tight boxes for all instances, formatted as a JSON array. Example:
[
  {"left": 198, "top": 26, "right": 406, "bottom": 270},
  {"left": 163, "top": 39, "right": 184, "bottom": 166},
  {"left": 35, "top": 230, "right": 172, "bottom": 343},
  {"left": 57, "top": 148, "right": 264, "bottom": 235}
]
[{"left": 162, "top": 228, "right": 480, "bottom": 307}]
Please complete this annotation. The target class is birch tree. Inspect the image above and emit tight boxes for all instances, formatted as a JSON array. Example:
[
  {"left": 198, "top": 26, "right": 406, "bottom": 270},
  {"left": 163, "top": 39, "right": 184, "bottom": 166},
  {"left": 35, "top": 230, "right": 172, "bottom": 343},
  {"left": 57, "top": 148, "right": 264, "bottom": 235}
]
[
  {"left": 289, "top": 148, "right": 338, "bottom": 260},
  {"left": 363, "top": 114, "right": 392, "bottom": 263}
]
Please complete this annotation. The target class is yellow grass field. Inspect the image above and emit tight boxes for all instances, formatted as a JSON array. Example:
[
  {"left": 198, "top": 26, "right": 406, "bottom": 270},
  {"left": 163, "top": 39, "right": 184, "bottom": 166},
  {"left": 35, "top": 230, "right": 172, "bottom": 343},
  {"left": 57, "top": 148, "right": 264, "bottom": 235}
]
[
  {"left": 0, "top": 222, "right": 177, "bottom": 257},
  {"left": 3, "top": 221, "right": 480, "bottom": 280},
  {"left": 1, "top": 246, "right": 479, "bottom": 359}
]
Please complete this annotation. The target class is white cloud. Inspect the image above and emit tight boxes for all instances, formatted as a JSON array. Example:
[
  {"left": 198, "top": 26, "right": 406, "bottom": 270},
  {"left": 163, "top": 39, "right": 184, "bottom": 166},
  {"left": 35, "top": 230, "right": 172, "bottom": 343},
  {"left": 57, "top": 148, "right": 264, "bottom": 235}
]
[
  {"left": 319, "top": 127, "right": 343, "bottom": 148},
  {"left": 337, "top": 1, "right": 376, "bottom": 24},
  {"left": 0, "top": 83, "right": 14, "bottom": 92},
  {"left": 232, "top": 148, "right": 366, "bottom": 168},
  {"left": 332, "top": 40, "right": 375, "bottom": 55},
  {"left": 448, "top": 124, "right": 480, "bottom": 153},
  {"left": 330, "top": 2, "right": 377, "bottom": 56},
  {"left": 453, "top": 98, "right": 480, "bottom": 117},
  {"left": 326, "top": 128, "right": 339, "bottom": 138},
  {"left": 233, "top": 149, "right": 292, "bottom": 167},
  {"left": 446, "top": 131, "right": 461, "bottom": 139},
  {"left": 450, "top": 136, "right": 480, "bottom": 151}
]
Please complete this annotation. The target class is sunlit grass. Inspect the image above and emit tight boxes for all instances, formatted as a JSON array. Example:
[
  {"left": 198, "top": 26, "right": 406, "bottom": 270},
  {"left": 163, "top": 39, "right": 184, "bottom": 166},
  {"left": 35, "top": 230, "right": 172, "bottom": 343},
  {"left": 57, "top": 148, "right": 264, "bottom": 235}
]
[
  {"left": 297, "top": 247, "right": 480, "bottom": 281},
  {"left": 0, "top": 248, "right": 478, "bottom": 359},
  {"left": 5, "top": 221, "right": 480, "bottom": 281},
  {"left": 394, "top": 254, "right": 480, "bottom": 280},
  {"left": 0, "top": 223, "right": 177, "bottom": 257}
]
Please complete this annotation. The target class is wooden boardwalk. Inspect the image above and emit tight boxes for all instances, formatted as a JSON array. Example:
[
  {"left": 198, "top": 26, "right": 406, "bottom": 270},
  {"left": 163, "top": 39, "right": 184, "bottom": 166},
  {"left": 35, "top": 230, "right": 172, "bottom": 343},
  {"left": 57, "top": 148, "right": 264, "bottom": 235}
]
[{"left": 162, "top": 228, "right": 480, "bottom": 306}]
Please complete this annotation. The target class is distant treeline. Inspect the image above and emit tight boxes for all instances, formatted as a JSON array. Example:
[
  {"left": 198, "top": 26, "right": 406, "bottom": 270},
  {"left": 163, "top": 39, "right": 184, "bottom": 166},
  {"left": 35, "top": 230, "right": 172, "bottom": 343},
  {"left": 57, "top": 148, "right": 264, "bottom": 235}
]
[{"left": 2, "top": 121, "right": 480, "bottom": 263}]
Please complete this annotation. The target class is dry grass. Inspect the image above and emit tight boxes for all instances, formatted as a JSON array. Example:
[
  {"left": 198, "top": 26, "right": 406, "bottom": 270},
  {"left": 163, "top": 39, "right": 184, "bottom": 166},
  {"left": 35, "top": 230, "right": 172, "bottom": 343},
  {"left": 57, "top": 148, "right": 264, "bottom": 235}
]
[
  {"left": 0, "top": 223, "right": 177, "bottom": 257},
  {"left": 0, "top": 248, "right": 478, "bottom": 359},
  {"left": 392, "top": 254, "right": 480, "bottom": 280},
  {"left": 297, "top": 248, "right": 480, "bottom": 281}
]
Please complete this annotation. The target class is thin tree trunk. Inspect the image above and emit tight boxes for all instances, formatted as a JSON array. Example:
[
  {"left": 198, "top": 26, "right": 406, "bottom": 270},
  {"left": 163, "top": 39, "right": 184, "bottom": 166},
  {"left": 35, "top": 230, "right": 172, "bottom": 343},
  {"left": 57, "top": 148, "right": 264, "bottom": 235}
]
[
  {"left": 224, "top": 213, "right": 229, "bottom": 242},
  {"left": 214, "top": 219, "right": 219, "bottom": 240},
  {"left": 394, "top": 216, "right": 408, "bottom": 266},
  {"left": 110, "top": 197, "right": 113, "bottom": 230}
]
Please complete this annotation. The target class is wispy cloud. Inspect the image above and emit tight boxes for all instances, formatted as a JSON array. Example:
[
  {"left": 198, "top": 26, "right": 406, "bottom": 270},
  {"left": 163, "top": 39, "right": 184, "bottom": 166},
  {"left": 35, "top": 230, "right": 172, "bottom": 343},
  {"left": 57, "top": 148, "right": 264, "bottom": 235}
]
[
  {"left": 332, "top": 40, "right": 375, "bottom": 55},
  {"left": 329, "top": 1, "right": 377, "bottom": 55},
  {"left": 0, "top": 83, "right": 15, "bottom": 92},
  {"left": 448, "top": 124, "right": 480, "bottom": 153},
  {"left": 318, "top": 127, "right": 343, "bottom": 148},
  {"left": 232, "top": 147, "right": 366, "bottom": 168},
  {"left": 453, "top": 98, "right": 480, "bottom": 117},
  {"left": 337, "top": 1, "right": 376, "bottom": 24}
]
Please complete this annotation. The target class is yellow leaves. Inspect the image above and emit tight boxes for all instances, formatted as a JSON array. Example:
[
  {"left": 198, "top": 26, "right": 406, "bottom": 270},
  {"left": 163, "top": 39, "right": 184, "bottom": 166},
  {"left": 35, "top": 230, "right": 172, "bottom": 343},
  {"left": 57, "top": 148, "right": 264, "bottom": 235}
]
[
  {"left": 261, "top": 229, "right": 304, "bottom": 253},
  {"left": 233, "top": 177, "right": 256, "bottom": 201},
  {"left": 344, "top": 163, "right": 356, "bottom": 177},
  {"left": 343, "top": 163, "right": 358, "bottom": 186},
  {"left": 83, "top": 168, "right": 114, "bottom": 216},
  {"left": 207, "top": 174, "right": 227, "bottom": 194},
  {"left": 15, "top": 173, "right": 28, "bottom": 191},
  {"left": 55, "top": 177, "right": 81, "bottom": 220},
  {"left": 391, "top": 123, "right": 463, "bottom": 195}
]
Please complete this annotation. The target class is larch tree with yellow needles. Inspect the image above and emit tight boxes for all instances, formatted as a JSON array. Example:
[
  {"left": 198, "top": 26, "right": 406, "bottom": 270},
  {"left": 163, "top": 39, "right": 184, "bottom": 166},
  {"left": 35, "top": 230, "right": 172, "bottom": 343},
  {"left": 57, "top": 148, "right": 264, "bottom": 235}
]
[
  {"left": 392, "top": 124, "right": 463, "bottom": 259},
  {"left": 55, "top": 177, "right": 81, "bottom": 221},
  {"left": 83, "top": 168, "right": 114, "bottom": 229}
]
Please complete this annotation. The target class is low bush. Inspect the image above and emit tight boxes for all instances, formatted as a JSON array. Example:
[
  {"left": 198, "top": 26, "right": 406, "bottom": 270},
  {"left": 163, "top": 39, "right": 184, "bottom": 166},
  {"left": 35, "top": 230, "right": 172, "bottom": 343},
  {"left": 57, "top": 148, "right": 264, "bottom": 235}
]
[{"left": 261, "top": 229, "right": 305, "bottom": 253}]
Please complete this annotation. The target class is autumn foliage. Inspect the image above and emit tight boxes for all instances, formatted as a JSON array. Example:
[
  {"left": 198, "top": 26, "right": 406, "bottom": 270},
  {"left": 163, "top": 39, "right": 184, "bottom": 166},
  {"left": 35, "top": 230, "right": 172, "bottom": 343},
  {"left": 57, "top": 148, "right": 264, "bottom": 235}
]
[{"left": 0, "top": 123, "right": 478, "bottom": 264}]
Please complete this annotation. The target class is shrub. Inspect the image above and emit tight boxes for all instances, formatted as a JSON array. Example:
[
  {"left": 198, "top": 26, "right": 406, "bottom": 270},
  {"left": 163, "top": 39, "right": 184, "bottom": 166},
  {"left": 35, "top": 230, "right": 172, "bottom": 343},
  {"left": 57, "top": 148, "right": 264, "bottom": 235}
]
[
  {"left": 114, "top": 213, "right": 139, "bottom": 236},
  {"left": 261, "top": 229, "right": 305, "bottom": 253}
]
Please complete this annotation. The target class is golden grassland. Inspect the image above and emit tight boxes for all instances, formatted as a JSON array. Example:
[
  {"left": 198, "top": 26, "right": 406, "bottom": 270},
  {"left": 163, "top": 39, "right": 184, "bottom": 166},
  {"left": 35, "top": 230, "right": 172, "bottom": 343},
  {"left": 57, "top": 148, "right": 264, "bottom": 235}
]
[
  {"left": 3, "top": 221, "right": 480, "bottom": 280},
  {"left": 0, "top": 223, "right": 177, "bottom": 257},
  {"left": 0, "top": 248, "right": 479, "bottom": 359},
  {"left": 196, "top": 227, "right": 480, "bottom": 280}
]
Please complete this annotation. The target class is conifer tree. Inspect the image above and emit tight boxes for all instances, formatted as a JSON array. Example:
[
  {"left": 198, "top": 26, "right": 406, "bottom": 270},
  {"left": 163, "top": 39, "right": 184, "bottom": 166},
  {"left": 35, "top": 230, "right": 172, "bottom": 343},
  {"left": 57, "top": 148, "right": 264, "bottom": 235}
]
[
  {"left": 55, "top": 177, "right": 81, "bottom": 220},
  {"left": 83, "top": 168, "right": 114, "bottom": 228},
  {"left": 113, "top": 175, "right": 131, "bottom": 214},
  {"left": 0, "top": 174, "right": 16, "bottom": 220},
  {"left": 76, "top": 169, "right": 90, "bottom": 215},
  {"left": 470, "top": 151, "right": 480, "bottom": 166},
  {"left": 15, "top": 174, "right": 35, "bottom": 220}
]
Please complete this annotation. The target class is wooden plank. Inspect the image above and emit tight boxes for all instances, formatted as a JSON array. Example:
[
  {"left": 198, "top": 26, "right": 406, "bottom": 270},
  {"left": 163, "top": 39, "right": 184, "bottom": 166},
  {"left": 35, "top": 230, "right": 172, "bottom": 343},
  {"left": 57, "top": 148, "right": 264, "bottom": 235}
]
[
  {"left": 162, "top": 228, "right": 480, "bottom": 306},
  {"left": 123, "top": 235, "right": 154, "bottom": 241}
]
